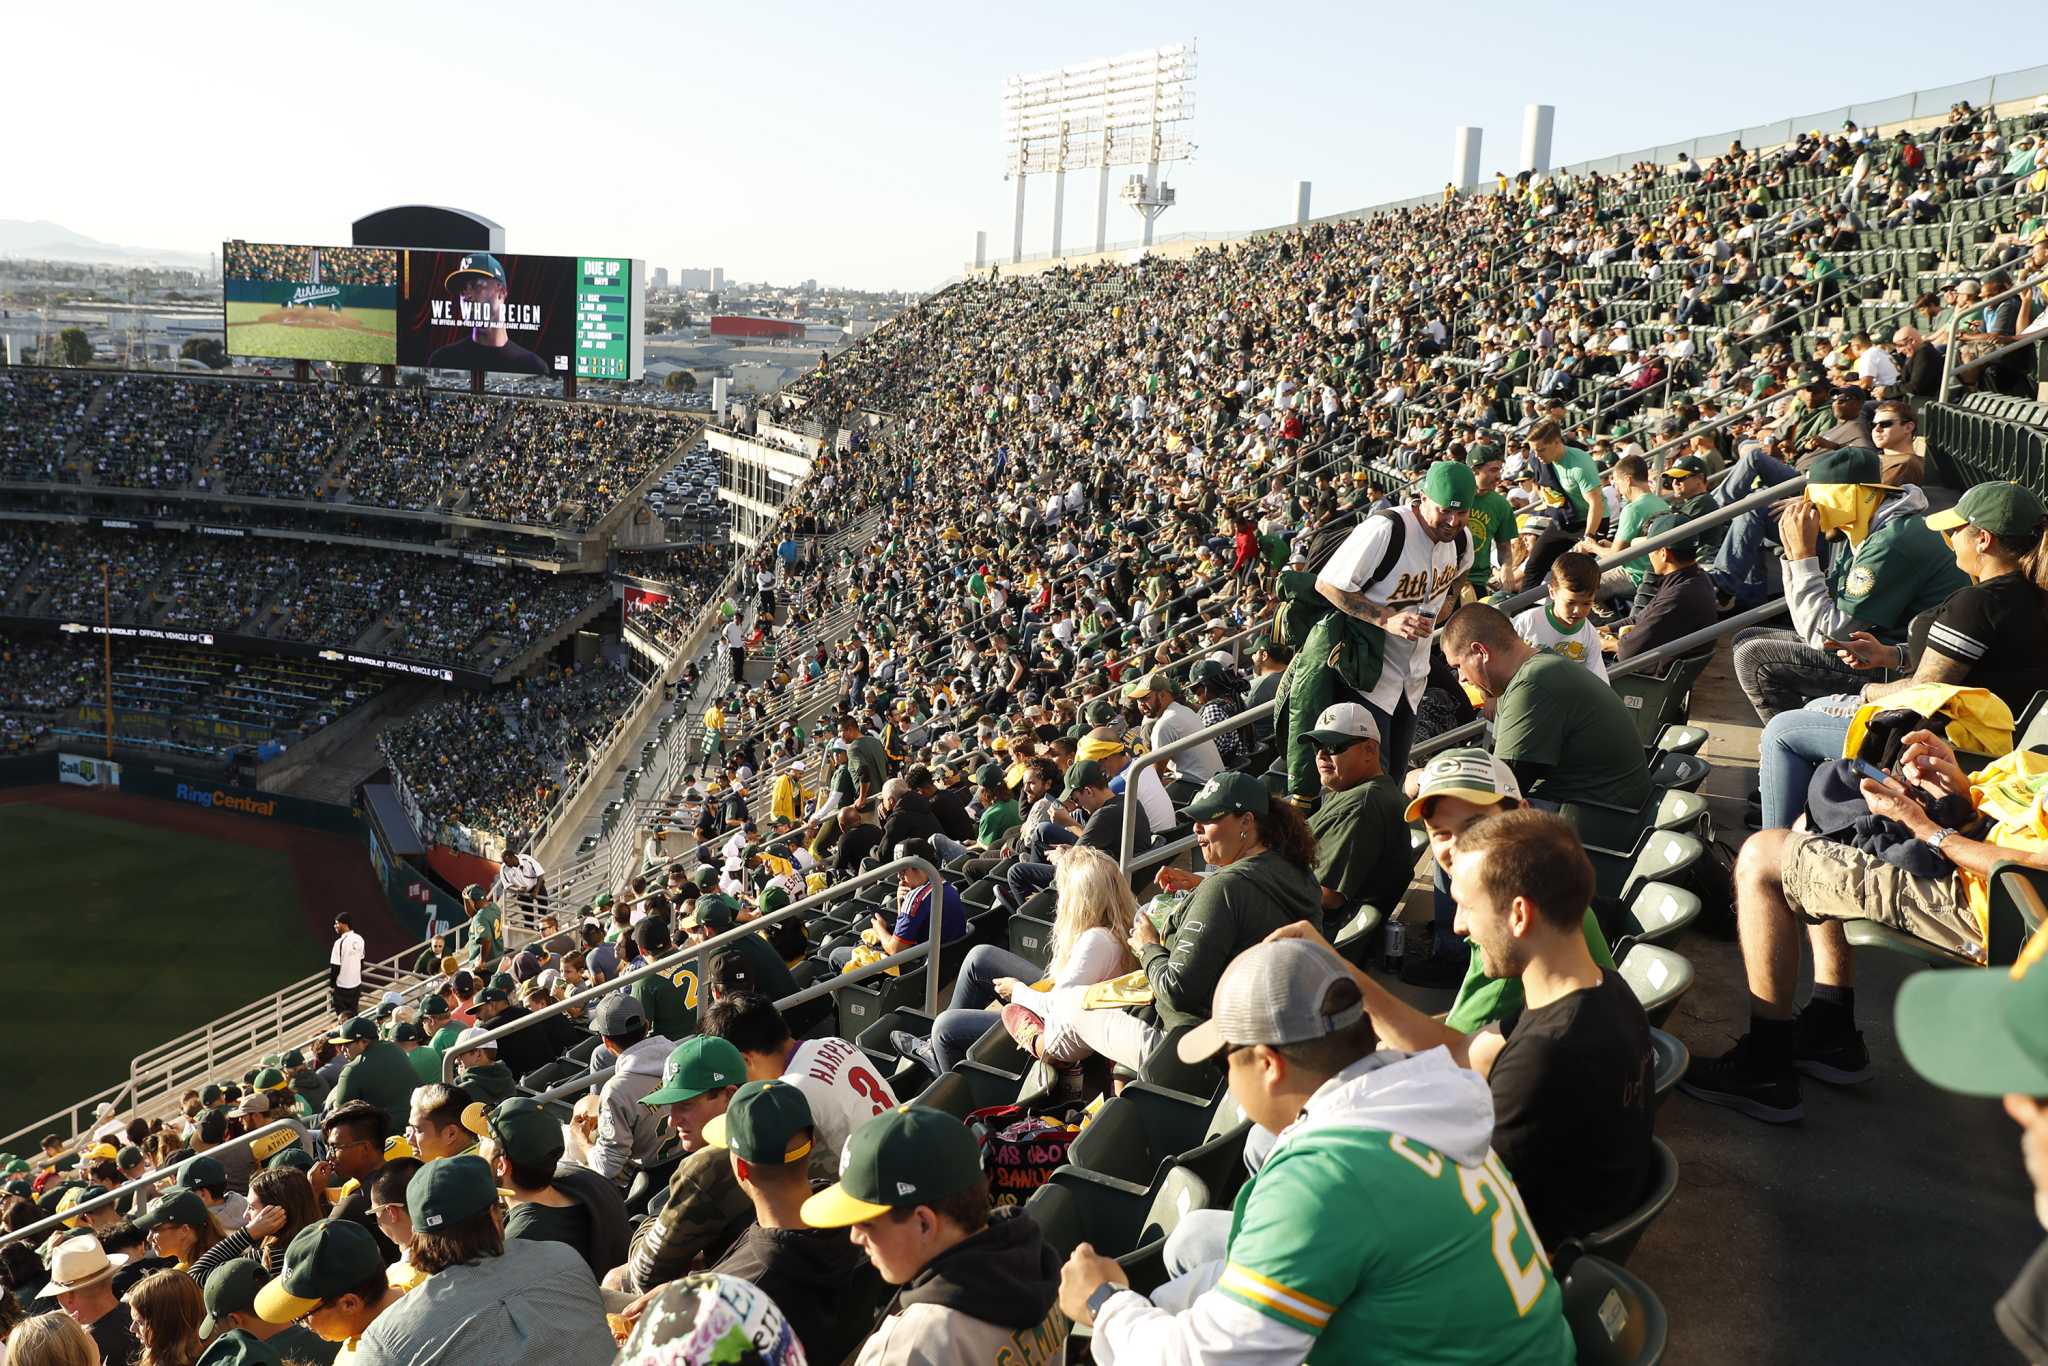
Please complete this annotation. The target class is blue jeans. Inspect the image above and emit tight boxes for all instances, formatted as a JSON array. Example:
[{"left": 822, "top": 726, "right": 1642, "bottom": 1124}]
[
  {"left": 1759, "top": 702, "right": 1856, "bottom": 830},
  {"left": 1710, "top": 448, "right": 1799, "bottom": 604},
  {"left": 928, "top": 944, "right": 1044, "bottom": 1073}
]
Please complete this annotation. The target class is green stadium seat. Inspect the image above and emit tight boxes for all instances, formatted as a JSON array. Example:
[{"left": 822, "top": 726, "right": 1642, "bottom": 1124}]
[
  {"left": 1649, "top": 788, "right": 1709, "bottom": 837},
  {"left": 1618, "top": 944, "right": 1693, "bottom": 1027},
  {"left": 1652, "top": 725, "right": 1708, "bottom": 758},
  {"left": 1562, "top": 1255, "right": 1669, "bottom": 1366},
  {"left": 1613, "top": 881, "right": 1701, "bottom": 953},
  {"left": 1332, "top": 904, "right": 1385, "bottom": 969},
  {"left": 1648, "top": 1027, "right": 1687, "bottom": 1110},
  {"left": 1067, "top": 1083, "right": 1223, "bottom": 1189},
  {"left": 1648, "top": 752, "right": 1710, "bottom": 793}
]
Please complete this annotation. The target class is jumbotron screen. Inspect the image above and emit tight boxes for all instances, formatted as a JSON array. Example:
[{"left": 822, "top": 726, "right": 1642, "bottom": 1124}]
[
  {"left": 223, "top": 241, "right": 644, "bottom": 379},
  {"left": 396, "top": 248, "right": 646, "bottom": 379},
  {"left": 222, "top": 241, "right": 398, "bottom": 364}
]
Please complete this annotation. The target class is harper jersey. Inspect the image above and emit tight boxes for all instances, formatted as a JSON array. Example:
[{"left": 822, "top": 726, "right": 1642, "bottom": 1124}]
[
  {"left": 1511, "top": 604, "right": 1609, "bottom": 681},
  {"left": 1315, "top": 505, "right": 1473, "bottom": 711},
  {"left": 781, "top": 1037, "right": 898, "bottom": 1178}
]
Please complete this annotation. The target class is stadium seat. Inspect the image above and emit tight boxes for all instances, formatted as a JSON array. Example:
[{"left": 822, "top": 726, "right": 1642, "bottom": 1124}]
[
  {"left": 908, "top": 1061, "right": 1021, "bottom": 1117},
  {"left": 1618, "top": 945, "right": 1693, "bottom": 1027},
  {"left": 1647, "top": 1028, "right": 1688, "bottom": 1109},
  {"left": 1554, "top": 1138, "right": 1679, "bottom": 1271},
  {"left": 1612, "top": 882, "right": 1701, "bottom": 955},
  {"left": 852, "top": 1007, "right": 934, "bottom": 1078},
  {"left": 1561, "top": 1255, "right": 1669, "bottom": 1366},
  {"left": 1028, "top": 1163, "right": 1212, "bottom": 1270},
  {"left": 1610, "top": 651, "right": 1713, "bottom": 748},
  {"left": 1136, "top": 1025, "right": 1226, "bottom": 1099},
  {"left": 1649, "top": 788, "right": 1709, "bottom": 837},
  {"left": 1653, "top": 724, "right": 1709, "bottom": 758},
  {"left": 1846, "top": 863, "right": 2035, "bottom": 970},
  {"left": 1647, "top": 752, "right": 1710, "bottom": 794},
  {"left": 1331, "top": 903, "right": 1385, "bottom": 969},
  {"left": 1066, "top": 1083, "right": 1224, "bottom": 1190}
]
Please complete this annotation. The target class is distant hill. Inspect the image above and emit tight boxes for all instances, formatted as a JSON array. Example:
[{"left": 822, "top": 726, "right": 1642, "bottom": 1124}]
[{"left": 0, "top": 220, "right": 211, "bottom": 270}]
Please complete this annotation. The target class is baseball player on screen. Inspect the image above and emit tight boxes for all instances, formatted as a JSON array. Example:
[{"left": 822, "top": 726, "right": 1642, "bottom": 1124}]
[{"left": 426, "top": 252, "right": 550, "bottom": 374}]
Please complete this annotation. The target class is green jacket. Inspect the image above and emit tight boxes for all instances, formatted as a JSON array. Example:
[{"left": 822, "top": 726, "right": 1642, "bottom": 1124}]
[{"left": 326, "top": 1041, "right": 417, "bottom": 1130}]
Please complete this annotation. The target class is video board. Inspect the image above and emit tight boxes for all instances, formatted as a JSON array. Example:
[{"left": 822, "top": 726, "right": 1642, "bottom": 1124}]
[
  {"left": 224, "top": 241, "right": 644, "bottom": 379},
  {"left": 222, "top": 241, "right": 398, "bottom": 364}
]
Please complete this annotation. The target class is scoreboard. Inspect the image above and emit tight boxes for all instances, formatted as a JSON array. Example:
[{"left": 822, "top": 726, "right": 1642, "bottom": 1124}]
[{"left": 576, "top": 258, "right": 645, "bottom": 381}]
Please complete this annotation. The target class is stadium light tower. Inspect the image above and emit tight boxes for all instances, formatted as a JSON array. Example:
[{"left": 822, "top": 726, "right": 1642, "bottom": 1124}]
[{"left": 1001, "top": 42, "right": 1196, "bottom": 264}]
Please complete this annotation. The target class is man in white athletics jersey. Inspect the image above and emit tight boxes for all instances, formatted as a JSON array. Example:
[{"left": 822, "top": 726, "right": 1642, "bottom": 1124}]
[
  {"left": 700, "top": 991, "right": 897, "bottom": 1178},
  {"left": 1280, "top": 461, "right": 1475, "bottom": 798}
]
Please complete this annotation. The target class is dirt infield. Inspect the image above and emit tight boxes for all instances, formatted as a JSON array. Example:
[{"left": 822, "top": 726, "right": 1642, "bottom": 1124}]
[
  {"left": 238, "top": 306, "right": 392, "bottom": 335},
  {"left": 0, "top": 784, "right": 407, "bottom": 959}
]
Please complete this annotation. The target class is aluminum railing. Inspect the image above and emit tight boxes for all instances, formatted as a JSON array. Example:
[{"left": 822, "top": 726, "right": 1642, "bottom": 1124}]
[
  {"left": 1938, "top": 264, "right": 2048, "bottom": 404},
  {"left": 0, "top": 1118, "right": 312, "bottom": 1252},
  {"left": 1117, "top": 697, "right": 1283, "bottom": 874},
  {"left": 444, "top": 854, "right": 950, "bottom": 1088}
]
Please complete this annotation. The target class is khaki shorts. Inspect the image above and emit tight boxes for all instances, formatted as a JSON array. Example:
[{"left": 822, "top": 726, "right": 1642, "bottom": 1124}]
[{"left": 1781, "top": 831, "right": 1985, "bottom": 961}]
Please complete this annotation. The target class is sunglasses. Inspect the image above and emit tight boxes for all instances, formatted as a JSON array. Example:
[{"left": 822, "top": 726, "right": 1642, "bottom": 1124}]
[{"left": 1871, "top": 420, "right": 1908, "bottom": 430}]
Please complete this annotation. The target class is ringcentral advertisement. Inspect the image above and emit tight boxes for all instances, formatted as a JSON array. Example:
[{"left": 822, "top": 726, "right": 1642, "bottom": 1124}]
[{"left": 224, "top": 241, "right": 644, "bottom": 380}]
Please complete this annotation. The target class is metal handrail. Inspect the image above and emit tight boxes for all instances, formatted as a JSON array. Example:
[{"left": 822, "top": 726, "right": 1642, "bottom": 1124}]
[
  {"left": 1117, "top": 697, "right": 1282, "bottom": 873},
  {"left": 1496, "top": 472, "right": 1811, "bottom": 615},
  {"left": 0, "top": 1117, "right": 309, "bottom": 1251},
  {"left": 444, "top": 854, "right": 948, "bottom": 1082},
  {"left": 1937, "top": 264, "right": 2048, "bottom": 402}
]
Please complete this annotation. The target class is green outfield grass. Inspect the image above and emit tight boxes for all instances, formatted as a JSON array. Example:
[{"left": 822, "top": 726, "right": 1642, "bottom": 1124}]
[
  {"left": 0, "top": 801, "right": 326, "bottom": 1141},
  {"left": 224, "top": 300, "right": 396, "bottom": 364}
]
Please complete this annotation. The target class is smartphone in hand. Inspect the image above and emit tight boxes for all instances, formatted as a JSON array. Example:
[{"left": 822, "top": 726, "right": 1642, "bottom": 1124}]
[{"left": 1849, "top": 758, "right": 1891, "bottom": 786}]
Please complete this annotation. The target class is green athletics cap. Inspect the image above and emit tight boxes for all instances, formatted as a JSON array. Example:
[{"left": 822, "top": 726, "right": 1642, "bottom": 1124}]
[
  {"left": 1804, "top": 446, "right": 1896, "bottom": 489},
  {"left": 1183, "top": 770, "right": 1270, "bottom": 821},
  {"left": 476, "top": 986, "right": 511, "bottom": 1006},
  {"left": 280, "top": 1049, "right": 306, "bottom": 1070},
  {"left": 595, "top": 892, "right": 615, "bottom": 908},
  {"left": 975, "top": 761, "right": 1008, "bottom": 789},
  {"left": 115, "top": 1145, "right": 143, "bottom": 1168},
  {"left": 1926, "top": 481, "right": 2048, "bottom": 538},
  {"left": 1404, "top": 747, "right": 1523, "bottom": 822},
  {"left": 1641, "top": 512, "right": 1700, "bottom": 561},
  {"left": 1423, "top": 460, "right": 1479, "bottom": 511},
  {"left": 1121, "top": 669, "right": 1173, "bottom": 699},
  {"left": 1062, "top": 758, "right": 1110, "bottom": 799},
  {"left": 801, "top": 1104, "right": 984, "bottom": 1227},
  {"left": 392, "top": 1021, "right": 425, "bottom": 1045},
  {"left": 687, "top": 894, "right": 738, "bottom": 933},
  {"left": 407, "top": 1153, "right": 496, "bottom": 1232},
  {"left": 329, "top": 1018, "right": 377, "bottom": 1045},
  {"left": 265, "top": 1147, "right": 315, "bottom": 1173},
  {"left": 181, "top": 1155, "right": 228, "bottom": 1191},
  {"left": 642, "top": 1036, "right": 748, "bottom": 1107},
  {"left": 200, "top": 1084, "right": 224, "bottom": 1106},
  {"left": 464, "top": 1098, "right": 565, "bottom": 1171},
  {"left": 195, "top": 1330, "right": 283, "bottom": 1366},
  {"left": 463, "top": 883, "right": 487, "bottom": 900},
  {"left": 201, "top": 1256, "right": 267, "bottom": 1337},
  {"left": 255, "top": 1218, "right": 384, "bottom": 1323},
  {"left": 1663, "top": 455, "right": 1709, "bottom": 480},
  {"left": 133, "top": 1186, "right": 211, "bottom": 1233},
  {"left": 701, "top": 1079, "right": 817, "bottom": 1166},
  {"left": 1895, "top": 945, "right": 2048, "bottom": 1097},
  {"left": 691, "top": 865, "right": 721, "bottom": 890},
  {"left": 253, "top": 1068, "right": 288, "bottom": 1094}
]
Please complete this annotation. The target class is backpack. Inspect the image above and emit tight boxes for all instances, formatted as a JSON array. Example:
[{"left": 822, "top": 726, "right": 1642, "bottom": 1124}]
[
  {"left": 1311, "top": 507, "right": 1471, "bottom": 587},
  {"left": 967, "top": 1105, "right": 1079, "bottom": 1209}
]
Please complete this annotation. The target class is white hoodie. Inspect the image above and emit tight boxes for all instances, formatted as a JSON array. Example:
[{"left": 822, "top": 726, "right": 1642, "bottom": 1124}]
[
  {"left": 1094, "top": 1048, "right": 1496, "bottom": 1366},
  {"left": 591, "top": 1033, "right": 674, "bottom": 1185}
]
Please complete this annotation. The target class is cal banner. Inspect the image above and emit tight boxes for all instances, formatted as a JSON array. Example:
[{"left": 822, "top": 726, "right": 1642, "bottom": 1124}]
[
  {"left": 58, "top": 753, "right": 123, "bottom": 788},
  {"left": 222, "top": 241, "right": 398, "bottom": 365},
  {"left": 396, "top": 249, "right": 575, "bottom": 376}
]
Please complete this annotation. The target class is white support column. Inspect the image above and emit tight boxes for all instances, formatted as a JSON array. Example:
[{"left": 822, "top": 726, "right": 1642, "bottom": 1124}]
[
  {"left": 1520, "top": 105, "right": 1555, "bottom": 173},
  {"left": 974, "top": 231, "right": 987, "bottom": 270},
  {"left": 1051, "top": 168, "right": 1066, "bottom": 258},
  {"left": 1095, "top": 164, "right": 1112, "bottom": 253},
  {"left": 1011, "top": 175, "right": 1028, "bottom": 264},
  {"left": 1295, "top": 181, "right": 1312, "bottom": 226},
  {"left": 1453, "top": 126, "right": 1482, "bottom": 191}
]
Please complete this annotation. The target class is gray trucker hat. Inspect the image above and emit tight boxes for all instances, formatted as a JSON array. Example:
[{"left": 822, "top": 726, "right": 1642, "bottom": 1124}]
[{"left": 1177, "top": 940, "right": 1364, "bottom": 1063}]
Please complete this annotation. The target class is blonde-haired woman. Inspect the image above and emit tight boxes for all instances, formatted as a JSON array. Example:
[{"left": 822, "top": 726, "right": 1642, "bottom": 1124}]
[
  {"left": 896, "top": 844, "right": 1136, "bottom": 1075},
  {"left": 4, "top": 1311, "right": 99, "bottom": 1366}
]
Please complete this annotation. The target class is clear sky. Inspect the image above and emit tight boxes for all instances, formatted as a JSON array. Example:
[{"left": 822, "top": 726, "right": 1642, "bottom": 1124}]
[{"left": 10, "top": 1, "right": 2047, "bottom": 290}]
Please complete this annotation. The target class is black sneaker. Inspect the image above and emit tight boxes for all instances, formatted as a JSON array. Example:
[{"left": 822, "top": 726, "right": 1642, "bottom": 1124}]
[
  {"left": 888, "top": 1030, "right": 937, "bottom": 1074},
  {"left": 1679, "top": 1039, "right": 1804, "bottom": 1123},
  {"left": 1792, "top": 1010, "right": 1873, "bottom": 1085}
]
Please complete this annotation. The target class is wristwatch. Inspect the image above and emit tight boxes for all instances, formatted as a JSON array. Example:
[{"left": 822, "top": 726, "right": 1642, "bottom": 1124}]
[
  {"left": 1085, "top": 1281, "right": 1124, "bottom": 1325},
  {"left": 1922, "top": 827, "right": 1956, "bottom": 854}
]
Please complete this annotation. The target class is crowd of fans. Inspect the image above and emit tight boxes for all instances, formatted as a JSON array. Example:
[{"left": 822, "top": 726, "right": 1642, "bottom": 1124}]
[
  {"left": 382, "top": 661, "right": 646, "bottom": 850},
  {"left": 5, "top": 101, "right": 2048, "bottom": 1366},
  {"left": 223, "top": 241, "right": 397, "bottom": 287},
  {"left": 0, "top": 373, "right": 699, "bottom": 533},
  {"left": 0, "top": 526, "right": 606, "bottom": 674}
]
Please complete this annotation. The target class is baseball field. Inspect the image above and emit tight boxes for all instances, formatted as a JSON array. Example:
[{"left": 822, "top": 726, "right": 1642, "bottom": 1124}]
[
  {"left": 0, "top": 784, "right": 392, "bottom": 1142},
  {"left": 224, "top": 299, "right": 396, "bottom": 365}
]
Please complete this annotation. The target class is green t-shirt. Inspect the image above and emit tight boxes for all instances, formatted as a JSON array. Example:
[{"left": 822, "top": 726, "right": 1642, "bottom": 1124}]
[
  {"left": 1612, "top": 491, "right": 1671, "bottom": 586},
  {"left": 976, "top": 799, "right": 1021, "bottom": 848},
  {"left": 407, "top": 1044, "right": 445, "bottom": 1086},
  {"left": 1464, "top": 490, "right": 1520, "bottom": 588},
  {"left": 1550, "top": 446, "right": 1603, "bottom": 530},
  {"left": 1443, "top": 909, "right": 1617, "bottom": 1033},
  {"left": 1494, "top": 652, "right": 1651, "bottom": 848},
  {"left": 468, "top": 903, "right": 503, "bottom": 964},
  {"left": 1827, "top": 517, "right": 1971, "bottom": 639},
  {"left": 848, "top": 735, "right": 889, "bottom": 794},
  {"left": 633, "top": 967, "right": 698, "bottom": 1042},
  {"left": 1219, "top": 1117, "right": 1575, "bottom": 1365},
  {"left": 1308, "top": 776, "right": 1412, "bottom": 915}
]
